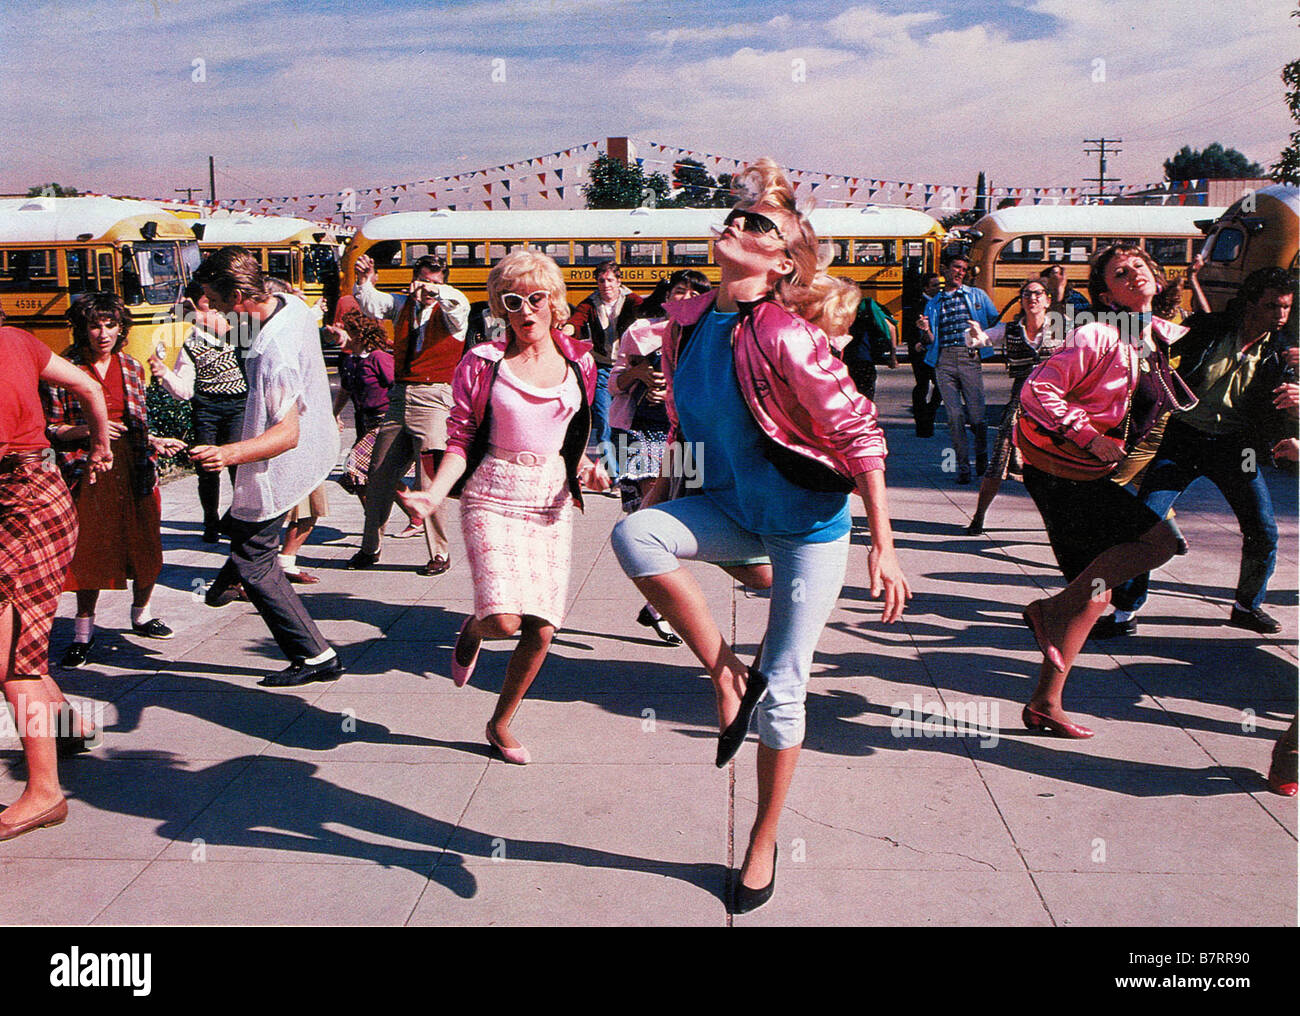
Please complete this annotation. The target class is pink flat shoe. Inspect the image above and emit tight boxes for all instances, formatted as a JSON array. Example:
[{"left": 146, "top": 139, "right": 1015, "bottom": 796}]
[
  {"left": 0, "top": 798, "right": 69, "bottom": 842},
  {"left": 450, "top": 618, "right": 480, "bottom": 688},
  {"left": 485, "top": 722, "right": 530, "bottom": 765}
]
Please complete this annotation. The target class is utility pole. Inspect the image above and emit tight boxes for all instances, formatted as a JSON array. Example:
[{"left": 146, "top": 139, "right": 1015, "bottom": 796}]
[
  {"left": 208, "top": 155, "right": 216, "bottom": 205},
  {"left": 174, "top": 186, "right": 201, "bottom": 202},
  {"left": 1083, "top": 138, "right": 1122, "bottom": 203}
]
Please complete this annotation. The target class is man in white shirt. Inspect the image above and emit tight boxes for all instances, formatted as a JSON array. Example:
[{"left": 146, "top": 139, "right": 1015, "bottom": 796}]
[
  {"left": 347, "top": 254, "right": 469, "bottom": 574},
  {"left": 189, "top": 246, "right": 343, "bottom": 687}
]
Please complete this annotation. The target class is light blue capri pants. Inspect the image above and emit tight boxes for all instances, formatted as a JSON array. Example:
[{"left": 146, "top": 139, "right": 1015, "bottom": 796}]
[{"left": 611, "top": 495, "right": 849, "bottom": 750}]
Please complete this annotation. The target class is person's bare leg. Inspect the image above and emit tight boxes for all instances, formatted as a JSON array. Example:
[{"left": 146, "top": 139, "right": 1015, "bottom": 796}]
[
  {"left": 633, "top": 569, "right": 749, "bottom": 731},
  {"left": 281, "top": 518, "right": 316, "bottom": 559},
  {"left": 970, "top": 472, "right": 1002, "bottom": 530},
  {"left": 0, "top": 608, "right": 64, "bottom": 825},
  {"left": 488, "top": 616, "right": 552, "bottom": 751},
  {"left": 1032, "top": 522, "right": 1179, "bottom": 660},
  {"left": 739, "top": 743, "right": 801, "bottom": 888},
  {"left": 722, "top": 563, "right": 773, "bottom": 590},
  {"left": 1027, "top": 593, "right": 1110, "bottom": 727}
]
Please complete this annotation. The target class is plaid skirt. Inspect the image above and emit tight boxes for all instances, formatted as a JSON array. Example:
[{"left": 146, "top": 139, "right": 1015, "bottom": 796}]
[
  {"left": 460, "top": 453, "right": 574, "bottom": 627},
  {"left": 0, "top": 456, "right": 78, "bottom": 677}
]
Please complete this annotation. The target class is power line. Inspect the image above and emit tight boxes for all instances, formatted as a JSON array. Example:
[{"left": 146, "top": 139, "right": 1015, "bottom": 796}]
[{"left": 1083, "top": 138, "right": 1122, "bottom": 201}]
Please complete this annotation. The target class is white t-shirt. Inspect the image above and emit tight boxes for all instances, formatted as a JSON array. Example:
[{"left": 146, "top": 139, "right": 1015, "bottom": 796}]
[{"left": 231, "top": 295, "right": 340, "bottom": 522}]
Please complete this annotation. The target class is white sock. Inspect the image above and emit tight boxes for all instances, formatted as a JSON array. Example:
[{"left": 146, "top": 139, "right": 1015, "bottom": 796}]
[
  {"left": 277, "top": 553, "right": 297, "bottom": 573},
  {"left": 1113, "top": 609, "right": 1136, "bottom": 623},
  {"left": 74, "top": 615, "right": 94, "bottom": 643},
  {"left": 304, "top": 647, "right": 336, "bottom": 665},
  {"left": 131, "top": 605, "right": 153, "bottom": 626}
]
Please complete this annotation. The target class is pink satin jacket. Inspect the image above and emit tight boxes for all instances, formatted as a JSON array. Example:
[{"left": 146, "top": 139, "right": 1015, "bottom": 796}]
[
  {"left": 659, "top": 293, "right": 887, "bottom": 481},
  {"left": 1019, "top": 316, "right": 1190, "bottom": 451}
]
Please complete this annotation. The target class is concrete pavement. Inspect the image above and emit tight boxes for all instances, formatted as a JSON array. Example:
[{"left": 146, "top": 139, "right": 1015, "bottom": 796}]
[{"left": 1, "top": 368, "right": 1295, "bottom": 926}]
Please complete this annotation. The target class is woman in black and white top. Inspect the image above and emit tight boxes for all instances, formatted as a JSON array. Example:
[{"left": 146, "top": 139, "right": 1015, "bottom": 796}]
[{"left": 149, "top": 282, "right": 248, "bottom": 543}]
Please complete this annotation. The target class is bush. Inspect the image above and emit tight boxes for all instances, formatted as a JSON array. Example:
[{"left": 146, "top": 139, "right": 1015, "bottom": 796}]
[{"left": 146, "top": 381, "right": 193, "bottom": 476}]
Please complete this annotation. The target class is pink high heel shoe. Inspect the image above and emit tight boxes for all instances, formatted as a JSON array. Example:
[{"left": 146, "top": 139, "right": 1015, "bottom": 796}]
[
  {"left": 1022, "top": 704, "right": 1094, "bottom": 739},
  {"left": 485, "top": 722, "right": 530, "bottom": 765},
  {"left": 450, "top": 618, "right": 480, "bottom": 688}
]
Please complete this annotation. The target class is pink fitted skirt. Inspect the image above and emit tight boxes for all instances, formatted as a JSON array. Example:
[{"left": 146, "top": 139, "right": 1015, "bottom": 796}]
[{"left": 460, "top": 453, "right": 574, "bottom": 627}]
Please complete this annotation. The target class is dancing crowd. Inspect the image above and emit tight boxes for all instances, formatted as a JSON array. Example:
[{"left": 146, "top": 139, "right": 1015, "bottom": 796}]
[{"left": 1, "top": 158, "right": 1295, "bottom": 915}]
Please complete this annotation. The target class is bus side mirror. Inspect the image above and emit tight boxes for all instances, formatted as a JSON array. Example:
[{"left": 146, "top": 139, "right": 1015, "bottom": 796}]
[{"left": 120, "top": 245, "right": 143, "bottom": 305}]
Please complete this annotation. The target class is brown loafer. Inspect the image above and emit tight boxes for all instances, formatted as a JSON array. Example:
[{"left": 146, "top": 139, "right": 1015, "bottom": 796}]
[
  {"left": 419, "top": 556, "right": 451, "bottom": 576},
  {"left": 0, "top": 798, "right": 69, "bottom": 842},
  {"left": 286, "top": 570, "right": 320, "bottom": 585}
]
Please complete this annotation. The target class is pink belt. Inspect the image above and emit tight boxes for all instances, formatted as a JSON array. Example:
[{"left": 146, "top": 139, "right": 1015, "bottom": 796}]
[{"left": 488, "top": 445, "right": 560, "bottom": 467}]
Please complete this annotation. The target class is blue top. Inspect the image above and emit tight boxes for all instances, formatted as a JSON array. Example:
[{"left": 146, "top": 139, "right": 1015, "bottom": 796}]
[{"left": 673, "top": 308, "right": 851, "bottom": 541}]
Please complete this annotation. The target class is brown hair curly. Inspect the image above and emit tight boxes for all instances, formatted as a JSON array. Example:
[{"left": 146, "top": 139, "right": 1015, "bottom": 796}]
[
  {"left": 67, "top": 291, "right": 130, "bottom": 354},
  {"left": 338, "top": 308, "right": 390, "bottom": 355}
]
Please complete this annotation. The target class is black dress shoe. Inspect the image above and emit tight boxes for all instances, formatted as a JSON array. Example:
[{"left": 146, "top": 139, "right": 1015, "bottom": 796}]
[
  {"left": 60, "top": 640, "right": 94, "bottom": 669},
  {"left": 132, "top": 618, "right": 174, "bottom": 639},
  {"left": 261, "top": 655, "right": 344, "bottom": 687},
  {"left": 730, "top": 843, "right": 777, "bottom": 915},
  {"left": 1229, "top": 605, "right": 1282, "bottom": 635},
  {"left": 205, "top": 570, "right": 243, "bottom": 607},
  {"left": 202, "top": 525, "right": 221, "bottom": 544},
  {"left": 636, "top": 605, "right": 683, "bottom": 646},
  {"left": 346, "top": 549, "right": 380, "bottom": 570},
  {"left": 716, "top": 665, "right": 769, "bottom": 768},
  {"left": 1091, "top": 614, "right": 1137, "bottom": 639},
  {"left": 965, "top": 515, "right": 985, "bottom": 536}
]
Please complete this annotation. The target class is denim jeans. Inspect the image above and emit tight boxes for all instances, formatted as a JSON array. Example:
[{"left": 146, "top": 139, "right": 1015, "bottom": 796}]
[
  {"left": 591, "top": 366, "right": 616, "bottom": 477},
  {"left": 611, "top": 495, "right": 849, "bottom": 750},
  {"left": 1112, "top": 419, "right": 1278, "bottom": 612},
  {"left": 191, "top": 393, "right": 246, "bottom": 528}
]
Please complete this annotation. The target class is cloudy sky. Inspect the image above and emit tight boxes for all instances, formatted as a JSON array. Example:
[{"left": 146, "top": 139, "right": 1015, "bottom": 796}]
[{"left": 1, "top": 0, "right": 1292, "bottom": 201}]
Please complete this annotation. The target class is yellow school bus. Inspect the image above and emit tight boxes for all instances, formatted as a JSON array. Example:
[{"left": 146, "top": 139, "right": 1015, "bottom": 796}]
[
  {"left": 0, "top": 196, "right": 199, "bottom": 366},
  {"left": 1194, "top": 184, "right": 1299, "bottom": 312},
  {"left": 966, "top": 204, "right": 1226, "bottom": 316},
  {"left": 341, "top": 206, "right": 945, "bottom": 323},
  {"left": 192, "top": 215, "right": 340, "bottom": 317}
]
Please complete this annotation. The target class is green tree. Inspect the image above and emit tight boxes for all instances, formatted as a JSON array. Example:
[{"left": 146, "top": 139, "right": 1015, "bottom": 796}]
[
  {"left": 667, "top": 158, "right": 737, "bottom": 208},
  {"left": 582, "top": 154, "right": 672, "bottom": 209},
  {"left": 26, "top": 183, "right": 80, "bottom": 197},
  {"left": 1272, "top": 5, "right": 1300, "bottom": 184},
  {"left": 1163, "top": 143, "right": 1265, "bottom": 181}
]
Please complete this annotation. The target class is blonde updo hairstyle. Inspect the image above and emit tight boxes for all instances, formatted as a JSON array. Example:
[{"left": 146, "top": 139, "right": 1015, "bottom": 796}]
[
  {"left": 486, "top": 248, "right": 570, "bottom": 327},
  {"left": 731, "top": 157, "right": 821, "bottom": 307}
]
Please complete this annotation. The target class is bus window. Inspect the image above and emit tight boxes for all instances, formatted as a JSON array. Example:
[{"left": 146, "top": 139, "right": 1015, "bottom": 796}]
[
  {"left": 998, "top": 235, "right": 1044, "bottom": 263},
  {"left": 820, "top": 239, "right": 848, "bottom": 265},
  {"left": 406, "top": 243, "right": 433, "bottom": 263},
  {"left": 853, "top": 240, "right": 894, "bottom": 265},
  {"left": 1208, "top": 228, "right": 1244, "bottom": 264},
  {"left": 267, "top": 249, "right": 294, "bottom": 282},
  {"left": 66, "top": 248, "right": 95, "bottom": 293},
  {"left": 366, "top": 240, "right": 403, "bottom": 267},
  {"left": 622, "top": 241, "right": 661, "bottom": 265},
  {"left": 1144, "top": 237, "right": 1189, "bottom": 265},
  {"left": 536, "top": 242, "right": 571, "bottom": 265},
  {"left": 1048, "top": 237, "right": 1092, "bottom": 263},
  {"left": 448, "top": 243, "right": 482, "bottom": 267},
  {"left": 98, "top": 252, "right": 115, "bottom": 283},
  {"left": 667, "top": 240, "right": 709, "bottom": 265},
  {"left": 132, "top": 242, "right": 185, "bottom": 305},
  {"left": 303, "top": 244, "right": 337, "bottom": 284},
  {"left": 488, "top": 242, "right": 524, "bottom": 264},
  {"left": 1, "top": 249, "right": 59, "bottom": 291},
  {"left": 574, "top": 241, "right": 616, "bottom": 265}
]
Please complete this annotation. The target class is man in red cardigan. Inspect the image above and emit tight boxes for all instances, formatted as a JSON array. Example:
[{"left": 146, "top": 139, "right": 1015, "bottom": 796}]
[{"left": 347, "top": 254, "right": 469, "bottom": 574}]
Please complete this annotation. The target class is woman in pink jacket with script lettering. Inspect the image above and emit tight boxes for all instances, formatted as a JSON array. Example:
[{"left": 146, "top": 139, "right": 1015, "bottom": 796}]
[
  {"left": 611, "top": 159, "right": 910, "bottom": 915},
  {"left": 399, "top": 250, "right": 608, "bottom": 765}
]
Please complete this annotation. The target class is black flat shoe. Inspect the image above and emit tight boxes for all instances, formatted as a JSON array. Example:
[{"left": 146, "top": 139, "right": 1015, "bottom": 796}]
[
  {"left": 132, "top": 618, "right": 174, "bottom": 639},
  {"left": 716, "top": 665, "right": 768, "bottom": 768},
  {"left": 261, "top": 655, "right": 344, "bottom": 687},
  {"left": 731, "top": 843, "right": 777, "bottom": 915},
  {"left": 636, "top": 606, "right": 683, "bottom": 646},
  {"left": 346, "top": 550, "right": 381, "bottom": 570},
  {"left": 60, "top": 639, "right": 94, "bottom": 669},
  {"left": 1090, "top": 614, "right": 1136, "bottom": 640}
]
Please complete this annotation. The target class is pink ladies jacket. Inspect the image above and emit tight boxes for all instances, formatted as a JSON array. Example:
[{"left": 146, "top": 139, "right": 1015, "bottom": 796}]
[
  {"left": 659, "top": 292, "right": 887, "bottom": 485},
  {"left": 1018, "top": 316, "right": 1192, "bottom": 469},
  {"left": 444, "top": 330, "right": 599, "bottom": 506}
]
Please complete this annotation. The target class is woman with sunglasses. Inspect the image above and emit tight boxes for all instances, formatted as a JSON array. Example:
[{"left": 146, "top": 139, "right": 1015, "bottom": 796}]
[
  {"left": 398, "top": 250, "right": 608, "bottom": 764},
  {"left": 963, "top": 278, "right": 1064, "bottom": 535},
  {"left": 1015, "top": 243, "right": 1195, "bottom": 738},
  {"left": 611, "top": 159, "right": 910, "bottom": 914}
]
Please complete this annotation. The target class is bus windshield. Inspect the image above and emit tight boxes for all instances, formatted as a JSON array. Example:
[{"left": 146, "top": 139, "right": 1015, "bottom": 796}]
[{"left": 133, "top": 241, "right": 187, "bottom": 305}]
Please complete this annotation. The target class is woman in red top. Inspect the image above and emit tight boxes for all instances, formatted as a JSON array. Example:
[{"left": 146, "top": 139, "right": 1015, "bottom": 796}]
[
  {"left": 42, "top": 293, "right": 186, "bottom": 668},
  {"left": 1, "top": 325, "right": 112, "bottom": 840}
]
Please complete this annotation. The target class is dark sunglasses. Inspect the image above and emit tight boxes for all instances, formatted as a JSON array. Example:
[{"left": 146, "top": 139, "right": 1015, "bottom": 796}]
[{"left": 724, "top": 208, "right": 785, "bottom": 241}]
